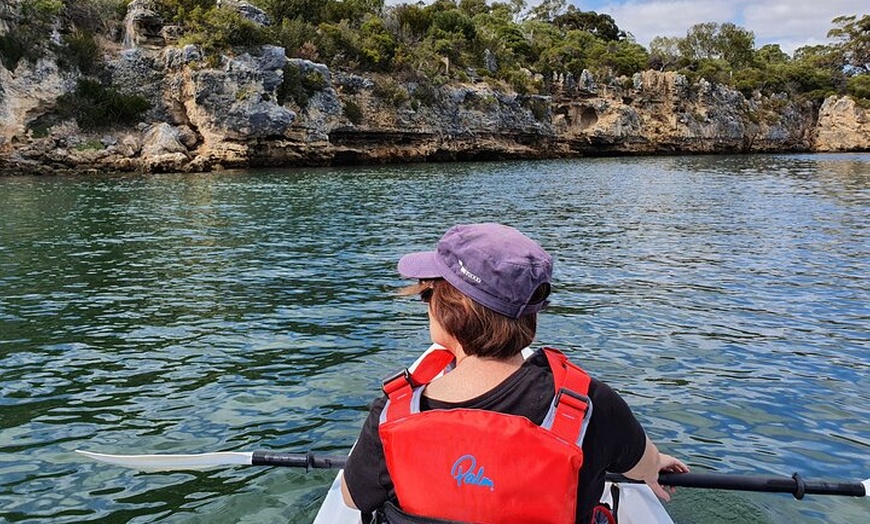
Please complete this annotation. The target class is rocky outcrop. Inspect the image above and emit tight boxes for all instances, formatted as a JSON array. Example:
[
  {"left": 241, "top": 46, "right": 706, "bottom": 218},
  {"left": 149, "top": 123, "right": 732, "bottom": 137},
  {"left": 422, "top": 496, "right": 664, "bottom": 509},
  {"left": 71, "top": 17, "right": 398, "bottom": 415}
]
[
  {"left": 815, "top": 96, "right": 870, "bottom": 151},
  {"left": 0, "top": 58, "right": 74, "bottom": 153},
  {"left": 0, "top": 14, "right": 865, "bottom": 175},
  {"left": 551, "top": 72, "right": 816, "bottom": 155},
  {"left": 124, "top": 0, "right": 164, "bottom": 48}
]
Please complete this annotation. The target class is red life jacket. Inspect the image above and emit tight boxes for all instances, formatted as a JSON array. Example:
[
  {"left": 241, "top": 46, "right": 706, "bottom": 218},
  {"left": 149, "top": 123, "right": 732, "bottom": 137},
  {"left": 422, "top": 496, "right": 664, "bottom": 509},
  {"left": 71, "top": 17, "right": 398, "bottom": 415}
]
[{"left": 378, "top": 347, "right": 593, "bottom": 524}]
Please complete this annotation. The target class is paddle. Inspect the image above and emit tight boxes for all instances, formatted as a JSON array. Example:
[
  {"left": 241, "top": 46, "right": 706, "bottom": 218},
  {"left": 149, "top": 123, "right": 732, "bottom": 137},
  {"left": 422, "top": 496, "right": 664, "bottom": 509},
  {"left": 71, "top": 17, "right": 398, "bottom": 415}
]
[
  {"left": 76, "top": 449, "right": 868, "bottom": 499},
  {"left": 75, "top": 450, "right": 349, "bottom": 470}
]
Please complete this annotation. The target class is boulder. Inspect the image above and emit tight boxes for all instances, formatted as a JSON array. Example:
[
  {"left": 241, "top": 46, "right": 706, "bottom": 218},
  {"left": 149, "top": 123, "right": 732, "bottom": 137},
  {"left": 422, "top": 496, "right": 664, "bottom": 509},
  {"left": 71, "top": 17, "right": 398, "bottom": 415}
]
[{"left": 220, "top": 0, "right": 271, "bottom": 26}]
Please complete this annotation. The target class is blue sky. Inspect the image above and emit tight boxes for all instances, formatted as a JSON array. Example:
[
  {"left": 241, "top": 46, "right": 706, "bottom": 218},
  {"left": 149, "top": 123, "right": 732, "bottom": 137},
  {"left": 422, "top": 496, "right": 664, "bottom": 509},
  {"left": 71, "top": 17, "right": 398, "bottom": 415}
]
[{"left": 575, "top": 0, "right": 868, "bottom": 54}]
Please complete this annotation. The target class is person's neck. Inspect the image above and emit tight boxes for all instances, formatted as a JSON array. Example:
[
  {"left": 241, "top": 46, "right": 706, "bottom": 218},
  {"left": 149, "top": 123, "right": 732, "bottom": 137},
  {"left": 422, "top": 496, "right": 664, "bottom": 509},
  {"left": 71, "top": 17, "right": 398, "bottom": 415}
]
[
  {"left": 423, "top": 349, "right": 525, "bottom": 402},
  {"left": 454, "top": 351, "right": 525, "bottom": 370}
]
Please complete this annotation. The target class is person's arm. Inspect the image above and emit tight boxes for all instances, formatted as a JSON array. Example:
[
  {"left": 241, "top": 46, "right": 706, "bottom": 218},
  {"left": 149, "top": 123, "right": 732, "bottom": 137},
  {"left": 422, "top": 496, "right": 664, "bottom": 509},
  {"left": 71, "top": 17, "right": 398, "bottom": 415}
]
[
  {"left": 339, "top": 396, "right": 392, "bottom": 514},
  {"left": 623, "top": 436, "right": 690, "bottom": 501},
  {"left": 340, "top": 474, "right": 358, "bottom": 509}
]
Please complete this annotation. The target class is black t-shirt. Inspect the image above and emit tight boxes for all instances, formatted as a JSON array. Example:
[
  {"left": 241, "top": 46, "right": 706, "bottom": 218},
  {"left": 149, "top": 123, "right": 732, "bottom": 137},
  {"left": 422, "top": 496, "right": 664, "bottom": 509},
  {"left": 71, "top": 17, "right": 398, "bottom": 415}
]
[{"left": 343, "top": 350, "right": 647, "bottom": 524}]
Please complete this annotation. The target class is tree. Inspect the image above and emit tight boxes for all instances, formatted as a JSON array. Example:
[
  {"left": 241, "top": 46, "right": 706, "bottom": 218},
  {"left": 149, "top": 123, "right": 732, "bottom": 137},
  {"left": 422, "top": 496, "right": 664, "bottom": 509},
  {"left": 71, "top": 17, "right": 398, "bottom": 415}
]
[
  {"left": 534, "top": 28, "right": 598, "bottom": 79},
  {"left": 552, "top": 7, "right": 622, "bottom": 41},
  {"left": 678, "top": 22, "right": 718, "bottom": 61},
  {"left": 754, "top": 44, "right": 788, "bottom": 65},
  {"left": 827, "top": 14, "right": 870, "bottom": 74},
  {"left": 594, "top": 39, "right": 648, "bottom": 76},
  {"left": 649, "top": 36, "right": 681, "bottom": 70},
  {"left": 717, "top": 22, "right": 754, "bottom": 68},
  {"left": 793, "top": 44, "right": 847, "bottom": 95},
  {"left": 527, "top": 0, "right": 565, "bottom": 23},
  {"left": 458, "top": 0, "right": 488, "bottom": 18},
  {"left": 677, "top": 22, "right": 755, "bottom": 68}
]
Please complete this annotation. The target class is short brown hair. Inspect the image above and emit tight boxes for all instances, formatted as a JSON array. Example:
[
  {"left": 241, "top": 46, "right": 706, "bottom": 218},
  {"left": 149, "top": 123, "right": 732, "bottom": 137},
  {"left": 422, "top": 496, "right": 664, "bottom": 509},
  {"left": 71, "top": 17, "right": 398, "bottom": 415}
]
[{"left": 402, "top": 279, "right": 545, "bottom": 359}]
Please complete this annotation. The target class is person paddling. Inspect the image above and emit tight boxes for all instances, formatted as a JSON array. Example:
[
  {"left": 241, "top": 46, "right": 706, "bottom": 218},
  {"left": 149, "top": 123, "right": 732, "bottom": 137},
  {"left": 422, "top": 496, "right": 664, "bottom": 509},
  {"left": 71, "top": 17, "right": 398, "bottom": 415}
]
[{"left": 340, "top": 222, "right": 689, "bottom": 524}]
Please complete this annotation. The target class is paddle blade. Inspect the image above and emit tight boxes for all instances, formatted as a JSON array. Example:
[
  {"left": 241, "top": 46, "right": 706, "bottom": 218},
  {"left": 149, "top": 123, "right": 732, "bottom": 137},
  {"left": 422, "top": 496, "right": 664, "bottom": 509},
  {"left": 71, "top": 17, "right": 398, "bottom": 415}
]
[{"left": 75, "top": 450, "right": 254, "bottom": 471}]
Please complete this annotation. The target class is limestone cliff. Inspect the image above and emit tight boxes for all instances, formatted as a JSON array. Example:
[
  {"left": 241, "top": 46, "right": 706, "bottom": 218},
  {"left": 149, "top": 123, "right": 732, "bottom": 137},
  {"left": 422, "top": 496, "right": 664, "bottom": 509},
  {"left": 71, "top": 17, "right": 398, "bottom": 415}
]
[
  {"left": 815, "top": 96, "right": 870, "bottom": 151},
  {"left": 0, "top": 4, "right": 866, "bottom": 175}
]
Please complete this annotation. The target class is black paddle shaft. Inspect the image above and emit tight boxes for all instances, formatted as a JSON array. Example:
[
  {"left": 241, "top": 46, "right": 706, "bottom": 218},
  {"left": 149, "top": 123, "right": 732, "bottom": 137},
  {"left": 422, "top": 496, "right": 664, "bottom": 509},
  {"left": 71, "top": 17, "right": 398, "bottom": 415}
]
[
  {"left": 252, "top": 451, "right": 348, "bottom": 470},
  {"left": 657, "top": 472, "right": 866, "bottom": 498},
  {"left": 249, "top": 451, "right": 865, "bottom": 498}
]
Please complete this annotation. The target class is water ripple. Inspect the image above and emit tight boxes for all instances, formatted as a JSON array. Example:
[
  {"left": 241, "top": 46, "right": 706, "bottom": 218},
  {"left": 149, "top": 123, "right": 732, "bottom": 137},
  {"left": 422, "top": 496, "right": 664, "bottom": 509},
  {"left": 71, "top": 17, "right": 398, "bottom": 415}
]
[{"left": 1, "top": 156, "right": 868, "bottom": 523}]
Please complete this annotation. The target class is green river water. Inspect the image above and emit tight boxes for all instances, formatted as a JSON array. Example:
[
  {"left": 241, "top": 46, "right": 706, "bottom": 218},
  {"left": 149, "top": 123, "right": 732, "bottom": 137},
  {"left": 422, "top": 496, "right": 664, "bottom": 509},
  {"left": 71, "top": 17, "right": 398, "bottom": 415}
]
[{"left": 0, "top": 154, "right": 867, "bottom": 523}]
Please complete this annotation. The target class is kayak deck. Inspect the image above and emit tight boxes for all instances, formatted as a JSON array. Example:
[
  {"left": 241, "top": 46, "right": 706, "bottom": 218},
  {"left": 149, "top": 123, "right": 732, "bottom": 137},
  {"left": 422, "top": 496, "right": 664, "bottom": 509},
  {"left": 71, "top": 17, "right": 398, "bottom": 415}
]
[{"left": 313, "top": 470, "right": 674, "bottom": 524}]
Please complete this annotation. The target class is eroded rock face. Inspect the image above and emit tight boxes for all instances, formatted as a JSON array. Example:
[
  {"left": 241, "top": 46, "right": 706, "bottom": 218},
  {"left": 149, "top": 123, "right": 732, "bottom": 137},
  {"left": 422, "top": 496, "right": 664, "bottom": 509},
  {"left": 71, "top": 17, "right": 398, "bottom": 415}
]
[
  {"left": 816, "top": 96, "right": 870, "bottom": 151},
  {"left": 0, "top": 31, "right": 864, "bottom": 176},
  {"left": 177, "top": 46, "right": 295, "bottom": 144},
  {"left": 124, "top": 0, "right": 164, "bottom": 48},
  {"left": 0, "top": 57, "right": 76, "bottom": 156}
]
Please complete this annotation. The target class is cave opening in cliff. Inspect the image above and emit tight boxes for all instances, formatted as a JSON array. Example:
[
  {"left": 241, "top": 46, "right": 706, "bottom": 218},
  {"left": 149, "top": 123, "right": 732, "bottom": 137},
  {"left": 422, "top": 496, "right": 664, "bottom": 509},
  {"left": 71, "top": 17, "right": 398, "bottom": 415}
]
[{"left": 580, "top": 107, "right": 598, "bottom": 129}]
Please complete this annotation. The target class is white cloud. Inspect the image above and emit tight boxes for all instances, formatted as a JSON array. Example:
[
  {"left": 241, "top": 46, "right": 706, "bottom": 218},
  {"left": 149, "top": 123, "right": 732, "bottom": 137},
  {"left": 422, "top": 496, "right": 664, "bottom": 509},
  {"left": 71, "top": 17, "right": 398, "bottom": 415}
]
[
  {"left": 741, "top": 1, "right": 866, "bottom": 54},
  {"left": 596, "top": 1, "right": 744, "bottom": 45}
]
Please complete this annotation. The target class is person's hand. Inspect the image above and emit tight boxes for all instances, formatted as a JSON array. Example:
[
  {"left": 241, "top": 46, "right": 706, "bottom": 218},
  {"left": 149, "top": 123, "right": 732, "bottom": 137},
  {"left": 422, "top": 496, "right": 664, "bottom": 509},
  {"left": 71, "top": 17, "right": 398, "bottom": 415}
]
[{"left": 647, "top": 454, "right": 689, "bottom": 501}]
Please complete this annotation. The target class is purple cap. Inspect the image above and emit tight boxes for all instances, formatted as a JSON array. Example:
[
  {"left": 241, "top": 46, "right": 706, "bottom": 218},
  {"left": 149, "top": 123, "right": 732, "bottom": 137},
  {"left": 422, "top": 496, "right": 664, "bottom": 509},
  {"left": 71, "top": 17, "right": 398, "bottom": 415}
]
[{"left": 398, "top": 223, "right": 553, "bottom": 318}]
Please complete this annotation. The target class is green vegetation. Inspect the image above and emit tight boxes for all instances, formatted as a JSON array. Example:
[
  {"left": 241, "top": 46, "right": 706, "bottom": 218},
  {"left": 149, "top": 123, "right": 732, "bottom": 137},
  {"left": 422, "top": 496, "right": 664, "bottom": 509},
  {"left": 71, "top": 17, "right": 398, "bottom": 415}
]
[
  {"left": 277, "top": 64, "right": 328, "bottom": 107},
  {"left": 257, "top": 2, "right": 870, "bottom": 103},
  {"left": 0, "top": 0, "right": 64, "bottom": 70},
  {"left": 0, "top": 1, "right": 147, "bottom": 129},
  {"left": 343, "top": 99, "right": 363, "bottom": 124},
  {"left": 649, "top": 16, "right": 870, "bottom": 103},
  {"left": 0, "top": 0, "right": 867, "bottom": 107},
  {"left": 74, "top": 138, "right": 106, "bottom": 151},
  {"left": 56, "top": 79, "right": 150, "bottom": 129}
]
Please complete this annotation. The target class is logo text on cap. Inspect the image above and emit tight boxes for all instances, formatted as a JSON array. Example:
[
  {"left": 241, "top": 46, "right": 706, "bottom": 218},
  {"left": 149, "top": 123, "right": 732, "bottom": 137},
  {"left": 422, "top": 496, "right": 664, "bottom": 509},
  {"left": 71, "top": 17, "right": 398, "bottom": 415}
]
[{"left": 458, "top": 260, "right": 481, "bottom": 283}]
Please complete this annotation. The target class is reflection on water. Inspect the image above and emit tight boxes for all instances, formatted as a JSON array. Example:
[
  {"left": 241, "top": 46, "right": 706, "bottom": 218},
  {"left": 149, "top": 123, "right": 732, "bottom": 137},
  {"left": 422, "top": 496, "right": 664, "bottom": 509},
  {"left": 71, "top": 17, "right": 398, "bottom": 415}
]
[{"left": 1, "top": 154, "right": 868, "bottom": 523}]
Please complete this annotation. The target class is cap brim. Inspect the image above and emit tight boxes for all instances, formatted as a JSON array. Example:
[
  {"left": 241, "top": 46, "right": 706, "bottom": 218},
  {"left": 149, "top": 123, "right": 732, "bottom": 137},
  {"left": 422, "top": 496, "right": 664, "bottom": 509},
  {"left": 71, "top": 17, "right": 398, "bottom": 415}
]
[{"left": 397, "top": 251, "right": 442, "bottom": 279}]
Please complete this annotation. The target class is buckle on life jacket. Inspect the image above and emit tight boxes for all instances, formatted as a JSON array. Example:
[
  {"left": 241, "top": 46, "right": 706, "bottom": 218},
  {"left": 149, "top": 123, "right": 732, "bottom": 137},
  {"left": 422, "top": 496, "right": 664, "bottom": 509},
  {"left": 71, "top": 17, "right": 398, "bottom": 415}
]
[
  {"left": 549, "top": 386, "right": 593, "bottom": 446},
  {"left": 383, "top": 368, "right": 414, "bottom": 396},
  {"left": 554, "top": 387, "right": 590, "bottom": 411}
]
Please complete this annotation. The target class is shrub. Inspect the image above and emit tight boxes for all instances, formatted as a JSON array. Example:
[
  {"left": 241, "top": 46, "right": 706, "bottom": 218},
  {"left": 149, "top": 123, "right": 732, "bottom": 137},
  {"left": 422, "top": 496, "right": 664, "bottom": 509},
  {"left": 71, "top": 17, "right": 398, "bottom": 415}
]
[
  {"left": 154, "top": 0, "right": 213, "bottom": 22},
  {"left": 360, "top": 16, "right": 398, "bottom": 70},
  {"left": 412, "top": 81, "right": 438, "bottom": 107},
  {"left": 270, "top": 18, "right": 320, "bottom": 58},
  {"left": 318, "top": 21, "right": 362, "bottom": 67},
  {"left": 0, "top": 33, "right": 31, "bottom": 70},
  {"left": 74, "top": 139, "right": 105, "bottom": 151},
  {"left": 56, "top": 79, "right": 151, "bottom": 129},
  {"left": 343, "top": 99, "right": 362, "bottom": 124},
  {"left": 178, "top": 5, "right": 269, "bottom": 55},
  {"left": 57, "top": 30, "right": 103, "bottom": 75},
  {"left": 846, "top": 75, "right": 870, "bottom": 100},
  {"left": 278, "top": 64, "right": 327, "bottom": 107},
  {"left": 373, "top": 77, "right": 409, "bottom": 107}
]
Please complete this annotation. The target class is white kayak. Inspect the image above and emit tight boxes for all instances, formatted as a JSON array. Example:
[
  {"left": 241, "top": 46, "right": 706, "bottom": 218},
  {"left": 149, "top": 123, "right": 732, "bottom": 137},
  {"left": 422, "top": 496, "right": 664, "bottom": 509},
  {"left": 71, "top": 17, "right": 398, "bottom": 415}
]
[
  {"left": 314, "top": 473, "right": 673, "bottom": 524},
  {"left": 314, "top": 345, "right": 675, "bottom": 524}
]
